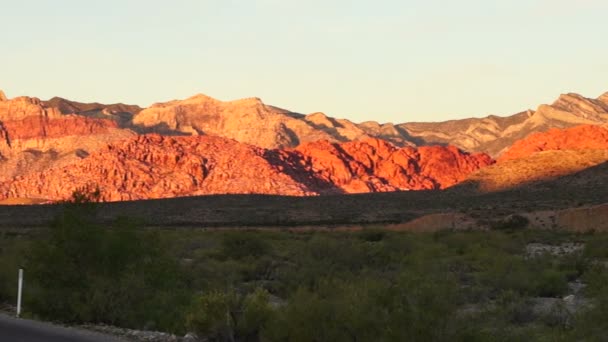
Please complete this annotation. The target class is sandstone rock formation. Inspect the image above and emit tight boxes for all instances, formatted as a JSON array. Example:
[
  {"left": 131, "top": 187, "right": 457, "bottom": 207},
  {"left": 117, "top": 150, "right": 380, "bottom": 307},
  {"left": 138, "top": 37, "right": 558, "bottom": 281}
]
[
  {"left": 0, "top": 88, "right": 607, "bottom": 203},
  {"left": 0, "top": 135, "right": 492, "bottom": 202},
  {"left": 131, "top": 94, "right": 374, "bottom": 148},
  {"left": 270, "top": 138, "right": 492, "bottom": 193},
  {"left": 0, "top": 94, "right": 135, "bottom": 181},
  {"left": 458, "top": 149, "right": 608, "bottom": 193},
  {"left": 130, "top": 91, "right": 608, "bottom": 157},
  {"left": 456, "top": 124, "right": 608, "bottom": 193},
  {"left": 44, "top": 97, "right": 142, "bottom": 126},
  {"left": 498, "top": 125, "right": 608, "bottom": 162},
  {"left": 393, "top": 92, "right": 608, "bottom": 157}
]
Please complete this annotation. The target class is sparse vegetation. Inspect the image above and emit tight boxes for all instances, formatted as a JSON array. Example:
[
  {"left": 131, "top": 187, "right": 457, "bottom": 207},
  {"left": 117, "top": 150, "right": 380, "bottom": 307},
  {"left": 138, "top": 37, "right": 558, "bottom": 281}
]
[{"left": 1, "top": 209, "right": 608, "bottom": 340}]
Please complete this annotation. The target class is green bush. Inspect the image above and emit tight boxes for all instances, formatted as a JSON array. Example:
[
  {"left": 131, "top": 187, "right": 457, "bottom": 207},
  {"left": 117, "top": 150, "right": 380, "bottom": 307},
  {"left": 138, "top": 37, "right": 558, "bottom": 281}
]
[
  {"left": 187, "top": 288, "right": 275, "bottom": 342},
  {"left": 220, "top": 232, "right": 272, "bottom": 260},
  {"left": 24, "top": 209, "right": 189, "bottom": 332},
  {"left": 266, "top": 271, "right": 461, "bottom": 342},
  {"left": 535, "top": 269, "right": 568, "bottom": 298}
]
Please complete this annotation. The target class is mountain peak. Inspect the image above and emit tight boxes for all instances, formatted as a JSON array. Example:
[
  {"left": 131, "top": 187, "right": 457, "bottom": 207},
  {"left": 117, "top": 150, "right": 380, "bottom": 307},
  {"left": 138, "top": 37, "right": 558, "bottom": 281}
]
[
  {"left": 599, "top": 92, "right": 608, "bottom": 105},
  {"left": 185, "top": 93, "right": 219, "bottom": 103},
  {"left": 551, "top": 92, "right": 608, "bottom": 116},
  {"left": 228, "top": 97, "right": 263, "bottom": 106},
  {"left": 0, "top": 89, "right": 7, "bottom": 101}
]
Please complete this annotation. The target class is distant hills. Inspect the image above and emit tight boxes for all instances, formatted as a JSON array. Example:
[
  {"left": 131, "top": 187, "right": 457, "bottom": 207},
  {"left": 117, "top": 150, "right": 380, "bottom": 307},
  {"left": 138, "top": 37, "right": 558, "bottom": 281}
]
[{"left": 0, "top": 88, "right": 607, "bottom": 202}]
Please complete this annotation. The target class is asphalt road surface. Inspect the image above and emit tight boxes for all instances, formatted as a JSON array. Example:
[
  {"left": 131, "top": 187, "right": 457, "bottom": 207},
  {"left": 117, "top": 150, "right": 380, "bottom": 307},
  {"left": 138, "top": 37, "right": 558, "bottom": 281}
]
[{"left": 0, "top": 313, "right": 123, "bottom": 342}]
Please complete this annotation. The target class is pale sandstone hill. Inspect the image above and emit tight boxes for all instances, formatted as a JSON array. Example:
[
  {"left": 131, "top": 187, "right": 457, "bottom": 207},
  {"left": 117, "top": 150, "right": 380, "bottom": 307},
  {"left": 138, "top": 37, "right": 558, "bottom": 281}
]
[
  {"left": 0, "top": 135, "right": 492, "bottom": 202},
  {"left": 0, "top": 92, "right": 135, "bottom": 181},
  {"left": 392, "top": 92, "right": 608, "bottom": 157},
  {"left": 131, "top": 91, "right": 608, "bottom": 157},
  {"left": 132, "top": 94, "right": 372, "bottom": 148}
]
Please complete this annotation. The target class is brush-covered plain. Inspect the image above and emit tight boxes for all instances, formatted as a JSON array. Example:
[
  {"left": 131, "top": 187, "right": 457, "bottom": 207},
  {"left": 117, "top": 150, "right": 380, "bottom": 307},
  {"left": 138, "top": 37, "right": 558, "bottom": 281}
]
[{"left": 1, "top": 208, "right": 608, "bottom": 341}]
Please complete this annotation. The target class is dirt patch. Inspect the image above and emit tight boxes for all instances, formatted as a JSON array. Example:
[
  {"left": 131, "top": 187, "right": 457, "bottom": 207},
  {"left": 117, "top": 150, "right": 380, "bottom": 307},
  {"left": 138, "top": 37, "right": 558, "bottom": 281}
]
[
  {"left": 386, "top": 213, "right": 483, "bottom": 232},
  {"left": 525, "top": 204, "right": 608, "bottom": 232}
]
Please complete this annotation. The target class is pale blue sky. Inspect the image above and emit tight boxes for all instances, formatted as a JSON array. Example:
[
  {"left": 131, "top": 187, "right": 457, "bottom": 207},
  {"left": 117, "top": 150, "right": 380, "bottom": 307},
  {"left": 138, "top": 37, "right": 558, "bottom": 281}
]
[{"left": 1, "top": 0, "right": 607, "bottom": 122}]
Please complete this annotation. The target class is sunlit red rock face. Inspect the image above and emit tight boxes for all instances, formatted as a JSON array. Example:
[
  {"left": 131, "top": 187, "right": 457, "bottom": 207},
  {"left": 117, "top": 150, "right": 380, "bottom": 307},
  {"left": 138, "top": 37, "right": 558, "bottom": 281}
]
[
  {"left": 0, "top": 95, "right": 135, "bottom": 181},
  {"left": 270, "top": 138, "right": 493, "bottom": 193},
  {"left": 456, "top": 124, "right": 608, "bottom": 193},
  {"left": 0, "top": 135, "right": 493, "bottom": 202},
  {"left": 498, "top": 125, "right": 608, "bottom": 162}
]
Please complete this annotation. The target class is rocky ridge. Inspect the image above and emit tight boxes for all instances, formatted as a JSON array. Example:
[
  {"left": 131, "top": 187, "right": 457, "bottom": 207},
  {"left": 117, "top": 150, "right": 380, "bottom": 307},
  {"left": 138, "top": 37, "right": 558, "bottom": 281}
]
[
  {"left": 0, "top": 92, "right": 135, "bottom": 181},
  {"left": 0, "top": 135, "right": 492, "bottom": 202},
  {"left": 130, "top": 91, "right": 608, "bottom": 157},
  {"left": 1, "top": 88, "right": 608, "bottom": 202},
  {"left": 498, "top": 125, "right": 608, "bottom": 162}
]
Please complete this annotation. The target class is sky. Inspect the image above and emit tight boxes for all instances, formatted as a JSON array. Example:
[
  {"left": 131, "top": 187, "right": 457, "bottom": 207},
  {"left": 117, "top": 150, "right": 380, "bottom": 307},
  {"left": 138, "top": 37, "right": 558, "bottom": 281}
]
[{"left": 1, "top": 0, "right": 607, "bottom": 123}]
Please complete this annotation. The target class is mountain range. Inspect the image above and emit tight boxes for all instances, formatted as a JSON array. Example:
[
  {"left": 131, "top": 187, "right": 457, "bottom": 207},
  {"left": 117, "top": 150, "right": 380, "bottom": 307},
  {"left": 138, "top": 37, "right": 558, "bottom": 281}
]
[{"left": 0, "top": 88, "right": 606, "bottom": 203}]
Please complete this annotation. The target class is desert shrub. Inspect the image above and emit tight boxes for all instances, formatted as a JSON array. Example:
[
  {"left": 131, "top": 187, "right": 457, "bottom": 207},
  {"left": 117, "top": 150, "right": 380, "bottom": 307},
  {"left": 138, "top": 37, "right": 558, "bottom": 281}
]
[
  {"left": 220, "top": 232, "right": 272, "bottom": 260},
  {"left": 541, "top": 301, "right": 572, "bottom": 328},
  {"left": 266, "top": 278, "right": 390, "bottom": 342},
  {"left": 187, "top": 288, "right": 275, "bottom": 342},
  {"left": 266, "top": 270, "right": 461, "bottom": 342},
  {"left": 491, "top": 214, "right": 529, "bottom": 231},
  {"left": 583, "top": 235, "right": 608, "bottom": 259},
  {"left": 535, "top": 269, "right": 568, "bottom": 298},
  {"left": 357, "top": 228, "right": 386, "bottom": 242},
  {"left": 65, "top": 185, "right": 102, "bottom": 204},
  {"left": 25, "top": 209, "right": 189, "bottom": 332},
  {"left": 496, "top": 290, "right": 536, "bottom": 325},
  {"left": 569, "top": 265, "right": 608, "bottom": 339}
]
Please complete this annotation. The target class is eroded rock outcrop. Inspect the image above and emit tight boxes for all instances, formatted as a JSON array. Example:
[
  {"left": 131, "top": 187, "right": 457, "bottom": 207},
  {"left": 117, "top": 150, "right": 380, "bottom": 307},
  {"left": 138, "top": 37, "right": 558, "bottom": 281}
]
[
  {"left": 0, "top": 135, "right": 493, "bottom": 202},
  {"left": 498, "top": 125, "right": 608, "bottom": 162},
  {"left": 0, "top": 95, "right": 135, "bottom": 180},
  {"left": 271, "top": 138, "right": 493, "bottom": 193},
  {"left": 132, "top": 94, "right": 346, "bottom": 148}
]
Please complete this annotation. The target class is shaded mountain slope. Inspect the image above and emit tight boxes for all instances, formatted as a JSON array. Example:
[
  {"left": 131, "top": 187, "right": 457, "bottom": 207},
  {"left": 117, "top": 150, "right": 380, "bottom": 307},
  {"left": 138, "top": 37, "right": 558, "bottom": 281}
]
[{"left": 44, "top": 97, "right": 142, "bottom": 126}]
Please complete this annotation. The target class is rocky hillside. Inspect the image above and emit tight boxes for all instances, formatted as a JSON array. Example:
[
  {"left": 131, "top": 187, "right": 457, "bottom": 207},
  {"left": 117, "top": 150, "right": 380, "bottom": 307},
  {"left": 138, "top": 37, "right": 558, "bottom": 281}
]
[
  {"left": 498, "top": 125, "right": 608, "bottom": 161},
  {"left": 131, "top": 91, "right": 608, "bottom": 157},
  {"left": 393, "top": 92, "right": 608, "bottom": 157},
  {"left": 1, "top": 88, "right": 607, "bottom": 202},
  {"left": 0, "top": 135, "right": 492, "bottom": 202},
  {"left": 44, "top": 97, "right": 142, "bottom": 126},
  {"left": 131, "top": 94, "right": 373, "bottom": 148},
  {"left": 0, "top": 94, "right": 135, "bottom": 181},
  {"left": 457, "top": 124, "right": 608, "bottom": 193},
  {"left": 458, "top": 149, "right": 608, "bottom": 193}
]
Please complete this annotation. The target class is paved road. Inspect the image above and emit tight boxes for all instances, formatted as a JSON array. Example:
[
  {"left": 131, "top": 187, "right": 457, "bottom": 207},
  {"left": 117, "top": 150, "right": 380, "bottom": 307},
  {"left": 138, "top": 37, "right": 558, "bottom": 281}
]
[{"left": 0, "top": 313, "right": 123, "bottom": 342}]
